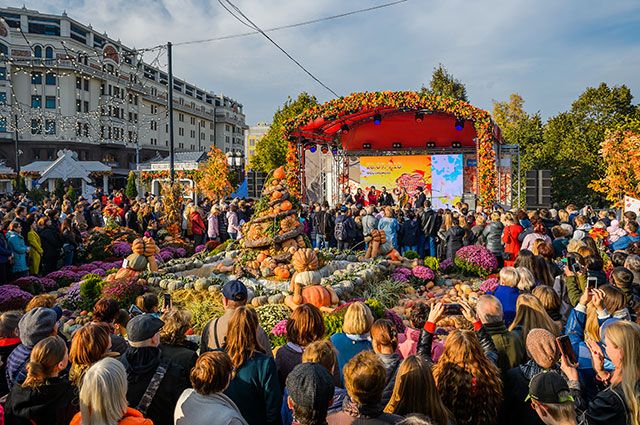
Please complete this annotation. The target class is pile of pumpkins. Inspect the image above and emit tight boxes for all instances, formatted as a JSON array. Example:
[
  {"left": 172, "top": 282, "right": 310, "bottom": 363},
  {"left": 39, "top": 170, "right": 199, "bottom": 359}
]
[{"left": 284, "top": 248, "right": 339, "bottom": 313}]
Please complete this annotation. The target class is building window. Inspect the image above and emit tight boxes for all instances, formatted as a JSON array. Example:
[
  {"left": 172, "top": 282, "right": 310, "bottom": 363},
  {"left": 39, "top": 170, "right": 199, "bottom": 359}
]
[
  {"left": 83, "top": 123, "right": 89, "bottom": 137},
  {"left": 210, "top": 122, "right": 214, "bottom": 130},
  {"left": 47, "top": 149, "right": 54, "bottom": 160},
  {"left": 178, "top": 127, "right": 184, "bottom": 136},
  {"left": 45, "top": 72, "right": 56, "bottom": 85},
  {"left": 31, "top": 95, "right": 42, "bottom": 108},
  {"left": 179, "top": 113, "right": 184, "bottom": 122},
  {"left": 84, "top": 79, "right": 89, "bottom": 91},
  {"left": 0, "top": 117, "right": 6, "bottom": 133},
  {"left": 100, "top": 84, "right": 105, "bottom": 95},
  {"left": 76, "top": 121, "right": 82, "bottom": 136},
  {"left": 31, "top": 72, "right": 42, "bottom": 84},
  {"left": 179, "top": 143, "right": 184, "bottom": 149},
  {"left": 190, "top": 117, "right": 195, "bottom": 125},
  {"left": 45, "top": 96, "right": 56, "bottom": 109},
  {"left": 32, "top": 149, "right": 40, "bottom": 160},
  {"left": 33, "top": 46, "right": 42, "bottom": 58},
  {"left": 83, "top": 101, "right": 89, "bottom": 113},
  {"left": 210, "top": 135, "right": 214, "bottom": 142},
  {"left": 45, "top": 46, "right": 54, "bottom": 59},
  {"left": 28, "top": 17, "right": 61, "bottom": 36},
  {"left": 45, "top": 120, "right": 56, "bottom": 135},
  {"left": 70, "top": 23, "right": 87, "bottom": 44},
  {"left": 0, "top": 92, "right": 6, "bottom": 105},
  {"left": 75, "top": 77, "right": 82, "bottom": 89},
  {"left": 31, "top": 119, "right": 42, "bottom": 134}
]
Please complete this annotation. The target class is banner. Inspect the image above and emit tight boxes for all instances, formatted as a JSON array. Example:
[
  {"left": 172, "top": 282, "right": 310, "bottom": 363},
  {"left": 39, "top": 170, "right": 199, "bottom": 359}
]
[
  {"left": 431, "top": 154, "right": 463, "bottom": 208},
  {"left": 360, "top": 155, "right": 431, "bottom": 196},
  {"left": 625, "top": 195, "right": 640, "bottom": 215}
]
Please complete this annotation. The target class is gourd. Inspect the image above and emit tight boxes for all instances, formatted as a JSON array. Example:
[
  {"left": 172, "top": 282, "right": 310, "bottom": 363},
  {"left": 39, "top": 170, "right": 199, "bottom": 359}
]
[
  {"left": 292, "top": 248, "right": 319, "bottom": 272},
  {"left": 274, "top": 266, "right": 291, "bottom": 280},
  {"left": 295, "top": 285, "right": 332, "bottom": 308},
  {"left": 271, "top": 190, "right": 283, "bottom": 201},
  {"left": 293, "top": 270, "right": 321, "bottom": 286},
  {"left": 132, "top": 237, "right": 159, "bottom": 256},
  {"left": 194, "top": 278, "right": 210, "bottom": 291},
  {"left": 126, "top": 254, "right": 148, "bottom": 272},
  {"left": 261, "top": 267, "right": 274, "bottom": 277},
  {"left": 256, "top": 253, "right": 268, "bottom": 263},
  {"left": 147, "top": 255, "right": 159, "bottom": 272},
  {"left": 268, "top": 293, "right": 285, "bottom": 304},
  {"left": 280, "top": 200, "right": 293, "bottom": 211},
  {"left": 113, "top": 268, "right": 140, "bottom": 281},
  {"left": 251, "top": 296, "right": 268, "bottom": 307},
  {"left": 273, "top": 166, "right": 286, "bottom": 180}
]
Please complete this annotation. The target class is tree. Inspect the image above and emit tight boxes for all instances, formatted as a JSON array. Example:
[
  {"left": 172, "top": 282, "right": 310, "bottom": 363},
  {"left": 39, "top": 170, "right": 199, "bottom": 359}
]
[
  {"left": 66, "top": 185, "right": 77, "bottom": 202},
  {"left": 54, "top": 178, "right": 65, "bottom": 199},
  {"left": 420, "top": 64, "right": 468, "bottom": 101},
  {"left": 125, "top": 171, "right": 138, "bottom": 199},
  {"left": 250, "top": 92, "right": 319, "bottom": 173},
  {"left": 589, "top": 119, "right": 640, "bottom": 206},
  {"left": 196, "top": 146, "right": 233, "bottom": 201},
  {"left": 543, "top": 83, "right": 637, "bottom": 205}
]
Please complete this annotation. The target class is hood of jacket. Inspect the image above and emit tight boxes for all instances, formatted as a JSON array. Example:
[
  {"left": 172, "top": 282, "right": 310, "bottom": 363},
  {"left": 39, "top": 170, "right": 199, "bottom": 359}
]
[{"left": 121, "top": 346, "right": 161, "bottom": 378}]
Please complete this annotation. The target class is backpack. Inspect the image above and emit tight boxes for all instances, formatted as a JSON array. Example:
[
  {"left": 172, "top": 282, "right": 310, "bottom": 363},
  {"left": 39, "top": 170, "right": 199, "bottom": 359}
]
[{"left": 335, "top": 216, "right": 348, "bottom": 241}]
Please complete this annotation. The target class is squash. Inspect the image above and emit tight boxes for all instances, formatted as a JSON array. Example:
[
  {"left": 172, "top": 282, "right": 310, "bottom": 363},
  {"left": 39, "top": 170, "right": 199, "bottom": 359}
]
[
  {"left": 274, "top": 266, "right": 290, "bottom": 280},
  {"left": 271, "top": 190, "right": 283, "bottom": 201},
  {"left": 147, "top": 255, "right": 158, "bottom": 272},
  {"left": 293, "top": 270, "right": 322, "bottom": 286},
  {"left": 273, "top": 166, "right": 286, "bottom": 180},
  {"left": 292, "top": 248, "right": 319, "bottom": 272},
  {"left": 126, "top": 254, "right": 148, "bottom": 272},
  {"left": 251, "top": 296, "right": 268, "bottom": 307},
  {"left": 114, "top": 267, "right": 140, "bottom": 281},
  {"left": 299, "top": 285, "right": 333, "bottom": 308},
  {"left": 256, "top": 253, "right": 268, "bottom": 263},
  {"left": 280, "top": 200, "right": 293, "bottom": 211}
]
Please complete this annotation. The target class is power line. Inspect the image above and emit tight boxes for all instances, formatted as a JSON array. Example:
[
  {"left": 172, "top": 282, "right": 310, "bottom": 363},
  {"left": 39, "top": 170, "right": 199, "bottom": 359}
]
[
  {"left": 172, "top": 0, "right": 408, "bottom": 47},
  {"left": 218, "top": 0, "right": 340, "bottom": 97}
]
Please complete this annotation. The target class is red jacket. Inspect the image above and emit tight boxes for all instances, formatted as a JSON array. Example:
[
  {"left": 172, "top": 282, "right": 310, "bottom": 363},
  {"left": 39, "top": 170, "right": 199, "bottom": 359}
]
[
  {"left": 190, "top": 212, "right": 206, "bottom": 236},
  {"left": 71, "top": 408, "right": 153, "bottom": 425},
  {"left": 502, "top": 224, "right": 523, "bottom": 266},
  {"left": 367, "top": 191, "right": 378, "bottom": 206}
]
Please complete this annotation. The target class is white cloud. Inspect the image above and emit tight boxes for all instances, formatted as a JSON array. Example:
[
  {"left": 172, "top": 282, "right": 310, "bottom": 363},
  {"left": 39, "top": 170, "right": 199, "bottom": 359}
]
[{"left": 17, "top": 0, "right": 640, "bottom": 122}]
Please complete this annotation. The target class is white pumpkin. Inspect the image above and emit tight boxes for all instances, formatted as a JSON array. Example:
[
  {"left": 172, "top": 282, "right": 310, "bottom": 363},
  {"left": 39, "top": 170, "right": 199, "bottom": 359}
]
[{"left": 294, "top": 271, "right": 322, "bottom": 286}]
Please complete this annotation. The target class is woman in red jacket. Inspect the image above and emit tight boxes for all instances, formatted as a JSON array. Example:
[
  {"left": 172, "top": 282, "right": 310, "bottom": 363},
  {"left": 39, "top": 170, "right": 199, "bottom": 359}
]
[
  {"left": 501, "top": 212, "right": 523, "bottom": 267},
  {"left": 190, "top": 207, "right": 207, "bottom": 249}
]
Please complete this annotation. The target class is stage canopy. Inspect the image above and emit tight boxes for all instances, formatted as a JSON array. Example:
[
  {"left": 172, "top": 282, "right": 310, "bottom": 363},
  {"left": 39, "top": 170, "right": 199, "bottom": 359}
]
[{"left": 283, "top": 91, "right": 503, "bottom": 207}]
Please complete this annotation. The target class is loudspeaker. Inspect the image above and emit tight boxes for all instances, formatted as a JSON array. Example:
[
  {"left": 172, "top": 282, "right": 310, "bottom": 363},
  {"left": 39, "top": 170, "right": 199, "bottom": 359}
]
[{"left": 525, "top": 170, "right": 551, "bottom": 208}]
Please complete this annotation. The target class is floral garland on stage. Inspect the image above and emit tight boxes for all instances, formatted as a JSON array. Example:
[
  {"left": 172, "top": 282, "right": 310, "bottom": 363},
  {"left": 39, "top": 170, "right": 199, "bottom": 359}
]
[
  {"left": 282, "top": 91, "right": 499, "bottom": 207},
  {"left": 140, "top": 169, "right": 203, "bottom": 184}
]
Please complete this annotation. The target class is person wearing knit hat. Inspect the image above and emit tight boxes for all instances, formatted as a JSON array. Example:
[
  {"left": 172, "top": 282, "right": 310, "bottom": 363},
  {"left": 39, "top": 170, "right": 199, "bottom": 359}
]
[
  {"left": 500, "top": 328, "right": 561, "bottom": 425},
  {"left": 286, "top": 362, "right": 335, "bottom": 425},
  {"left": 5, "top": 307, "right": 59, "bottom": 389}
]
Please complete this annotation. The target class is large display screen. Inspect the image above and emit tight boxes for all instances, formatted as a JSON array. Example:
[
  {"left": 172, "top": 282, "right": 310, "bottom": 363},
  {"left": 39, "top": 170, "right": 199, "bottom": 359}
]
[{"left": 359, "top": 154, "right": 463, "bottom": 209}]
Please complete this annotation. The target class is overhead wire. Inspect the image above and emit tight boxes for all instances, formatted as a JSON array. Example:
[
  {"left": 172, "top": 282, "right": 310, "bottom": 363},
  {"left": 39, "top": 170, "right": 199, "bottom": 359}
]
[{"left": 218, "top": 0, "right": 340, "bottom": 97}]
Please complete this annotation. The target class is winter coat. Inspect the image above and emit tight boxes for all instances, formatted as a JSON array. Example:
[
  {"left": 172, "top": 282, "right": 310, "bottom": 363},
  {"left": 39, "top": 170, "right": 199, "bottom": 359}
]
[
  {"left": 521, "top": 233, "right": 552, "bottom": 252},
  {"left": 0, "top": 233, "right": 12, "bottom": 264},
  {"left": 119, "top": 346, "right": 192, "bottom": 425},
  {"left": 4, "top": 377, "right": 78, "bottom": 425},
  {"left": 208, "top": 214, "right": 219, "bottom": 239},
  {"left": 378, "top": 218, "right": 399, "bottom": 250},
  {"left": 125, "top": 210, "right": 141, "bottom": 233},
  {"left": 362, "top": 214, "right": 379, "bottom": 238},
  {"left": 483, "top": 321, "right": 525, "bottom": 374},
  {"left": 492, "top": 285, "right": 520, "bottom": 326},
  {"left": 71, "top": 408, "right": 153, "bottom": 425},
  {"left": 421, "top": 208, "right": 439, "bottom": 237},
  {"left": 174, "top": 389, "right": 248, "bottom": 425},
  {"left": 0, "top": 337, "right": 20, "bottom": 396},
  {"left": 444, "top": 225, "right": 466, "bottom": 259},
  {"left": 399, "top": 219, "right": 421, "bottom": 247},
  {"left": 226, "top": 211, "right": 240, "bottom": 235},
  {"left": 190, "top": 211, "right": 206, "bottom": 236},
  {"left": 584, "top": 382, "right": 639, "bottom": 425},
  {"left": 27, "top": 229, "right": 42, "bottom": 275},
  {"left": 39, "top": 225, "right": 62, "bottom": 261},
  {"left": 483, "top": 221, "right": 505, "bottom": 256},
  {"left": 610, "top": 233, "right": 640, "bottom": 251},
  {"left": 471, "top": 224, "right": 486, "bottom": 246},
  {"left": 377, "top": 352, "right": 401, "bottom": 407},
  {"left": 502, "top": 224, "right": 523, "bottom": 266},
  {"left": 397, "top": 327, "right": 444, "bottom": 362},
  {"left": 224, "top": 351, "right": 282, "bottom": 425},
  {"left": 330, "top": 333, "right": 373, "bottom": 374},
  {"left": 6, "top": 231, "right": 28, "bottom": 273},
  {"left": 379, "top": 192, "right": 395, "bottom": 206}
]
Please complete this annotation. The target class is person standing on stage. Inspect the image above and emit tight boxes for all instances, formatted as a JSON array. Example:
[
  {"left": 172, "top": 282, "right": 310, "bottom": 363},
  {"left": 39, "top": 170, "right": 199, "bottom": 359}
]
[
  {"left": 379, "top": 187, "right": 395, "bottom": 207},
  {"left": 414, "top": 186, "right": 426, "bottom": 209},
  {"left": 367, "top": 186, "right": 379, "bottom": 206}
]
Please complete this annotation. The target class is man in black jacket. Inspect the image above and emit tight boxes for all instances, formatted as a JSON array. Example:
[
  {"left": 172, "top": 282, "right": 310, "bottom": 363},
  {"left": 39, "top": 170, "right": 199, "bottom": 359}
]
[
  {"left": 378, "top": 186, "right": 395, "bottom": 206},
  {"left": 420, "top": 200, "right": 440, "bottom": 257},
  {"left": 414, "top": 186, "right": 426, "bottom": 209},
  {"left": 38, "top": 219, "right": 62, "bottom": 274},
  {"left": 119, "top": 314, "right": 191, "bottom": 425}
]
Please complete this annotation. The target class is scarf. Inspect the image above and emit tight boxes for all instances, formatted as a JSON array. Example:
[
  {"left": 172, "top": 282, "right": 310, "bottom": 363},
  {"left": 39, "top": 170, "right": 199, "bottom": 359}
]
[{"left": 342, "top": 396, "right": 384, "bottom": 418}]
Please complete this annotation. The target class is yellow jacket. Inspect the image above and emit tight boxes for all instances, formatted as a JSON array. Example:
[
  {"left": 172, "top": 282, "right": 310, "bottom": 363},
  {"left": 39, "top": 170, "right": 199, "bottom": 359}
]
[{"left": 28, "top": 229, "right": 43, "bottom": 275}]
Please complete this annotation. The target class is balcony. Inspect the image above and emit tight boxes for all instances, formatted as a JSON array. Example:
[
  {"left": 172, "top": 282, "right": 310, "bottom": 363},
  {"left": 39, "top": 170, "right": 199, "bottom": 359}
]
[{"left": 99, "top": 139, "right": 127, "bottom": 147}]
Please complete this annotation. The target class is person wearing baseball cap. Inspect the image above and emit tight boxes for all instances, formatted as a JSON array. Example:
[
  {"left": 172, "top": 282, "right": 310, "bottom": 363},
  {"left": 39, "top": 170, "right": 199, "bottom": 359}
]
[
  {"left": 118, "top": 314, "right": 189, "bottom": 425},
  {"left": 526, "top": 371, "right": 578, "bottom": 425},
  {"left": 199, "top": 280, "right": 272, "bottom": 356}
]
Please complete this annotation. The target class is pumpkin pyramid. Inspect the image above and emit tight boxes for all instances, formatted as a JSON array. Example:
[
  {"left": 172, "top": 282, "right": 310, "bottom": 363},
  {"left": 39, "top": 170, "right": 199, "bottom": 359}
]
[{"left": 239, "top": 166, "right": 311, "bottom": 278}]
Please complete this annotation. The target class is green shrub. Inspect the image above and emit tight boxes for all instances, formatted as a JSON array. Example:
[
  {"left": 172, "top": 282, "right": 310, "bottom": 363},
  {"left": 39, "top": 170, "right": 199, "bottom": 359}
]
[
  {"left": 403, "top": 250, "right": 419, "bottom": 259},
  {"left": 79, "top": 275, "right": 104, "bottom": 310}
]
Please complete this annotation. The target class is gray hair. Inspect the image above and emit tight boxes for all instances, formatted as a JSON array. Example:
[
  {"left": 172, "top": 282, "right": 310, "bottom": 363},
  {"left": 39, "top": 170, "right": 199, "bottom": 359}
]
[
  {"left": 625, "top": 255, "right": 640, "bottom": 283},
  {"left": 79, "top": 357, "right": 128, "bottom": 425},
  {"left": 476, "top": 295, "right": 504, "bottom": 324}
]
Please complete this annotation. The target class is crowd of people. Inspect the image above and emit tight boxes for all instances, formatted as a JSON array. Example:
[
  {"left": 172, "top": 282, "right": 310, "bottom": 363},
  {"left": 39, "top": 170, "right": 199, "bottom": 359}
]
[{"left": 0, "top": 182, "right": 639, "bottom": 424}]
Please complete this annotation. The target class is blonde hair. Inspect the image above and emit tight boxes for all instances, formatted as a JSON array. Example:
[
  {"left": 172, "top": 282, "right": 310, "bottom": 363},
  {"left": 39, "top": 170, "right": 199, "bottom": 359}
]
[
  {"left": 342, "top": 302, "right": 374, "bottom": 335},
  {"left": 585, "top": 285, "right": 626, "bottom": 341},
  {"left": 605, "top": 321, "right": 640, "bottom": 425},
  {"left": 302, "top": 340, "right": 337, "bottom": 372},
  {"left": 25, "top": 294, "right": 56, "bottom": 311},
  {"left": 516, "top": 267, "right": 535, "bottom": 291},
  {"left": 475, "top": 214, "right": 486, "bottom": 225},
  {"left": 499, "top": 267, "right": 520, "bottom": 288},
  {"left": 160, "top": 309, "right": 192, "bottom": 345},
  {"left": 532, "top": 285, "right": 561, "bottom": 313},
  {"left": 508, "top": 294, "right": 561, "bottom": 337},
  {"left": 558, "top": 209, "right": 569, "bottom": 223},
  {"left": 566, "top": 239, "right": 585, "bottom": 254},
  {"left": 79, "top": 357, "right": 128, "bottom": 425}
]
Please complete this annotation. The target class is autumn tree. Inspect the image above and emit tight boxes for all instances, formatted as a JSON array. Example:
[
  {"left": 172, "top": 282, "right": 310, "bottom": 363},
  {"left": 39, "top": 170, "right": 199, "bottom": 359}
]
[
  {"left": 250, "top": 92, "right": 319, "bottom": 173},
  {"left": 589, "top": 118, "right": 640, "bottom": 206},
  {"left": 420, "top": 64, "right": 468, "bottom": 101},
  {"left": 196, "top": 146, "right": 233, "bottom": 201},
  {"left": 125, "top": 171, "right": 138, "bottom": 199}
]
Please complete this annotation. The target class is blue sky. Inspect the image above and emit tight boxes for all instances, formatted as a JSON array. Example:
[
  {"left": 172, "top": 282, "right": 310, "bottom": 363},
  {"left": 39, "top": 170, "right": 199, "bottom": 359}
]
[{"left": 17, "top": 0, "right": 640, "bottom": 124}]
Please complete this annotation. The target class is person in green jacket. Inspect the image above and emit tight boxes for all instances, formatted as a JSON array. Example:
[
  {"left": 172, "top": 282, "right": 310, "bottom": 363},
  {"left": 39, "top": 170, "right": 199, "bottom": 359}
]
[
  {"left": 27, "top": 215, "right": 43, "bottom": 276},
  {"left": 224, "top": 306, "right": 281, "bottom": 425}
]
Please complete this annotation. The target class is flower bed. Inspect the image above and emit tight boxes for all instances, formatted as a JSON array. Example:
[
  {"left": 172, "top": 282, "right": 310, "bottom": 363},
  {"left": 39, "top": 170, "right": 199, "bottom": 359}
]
[{"left": 454, "top": 245, "right": 498, "bottom": 278}]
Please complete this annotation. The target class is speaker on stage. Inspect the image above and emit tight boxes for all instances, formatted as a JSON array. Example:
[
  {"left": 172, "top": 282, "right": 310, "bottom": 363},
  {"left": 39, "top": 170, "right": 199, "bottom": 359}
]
[{"left": 525, "top": 170, "right": 551, "bottom": 208}]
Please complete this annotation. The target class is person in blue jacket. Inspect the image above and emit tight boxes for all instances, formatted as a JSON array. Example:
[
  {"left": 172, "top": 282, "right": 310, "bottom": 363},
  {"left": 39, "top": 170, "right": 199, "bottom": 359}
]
[
  {"left": 0, "top": 225, "right": 13, "bottom": 284},
  {"left": 6, "top": 221, "right": 29, "bottom": 279},
  {"left": 377, "top": 207, "right": 400, "bottom": 251},
  {"left": 491, "top": 266, "right": 521, "bottom": 326},
  {"left": 609, "top": 221, "right": 640, "bottom": 251}
]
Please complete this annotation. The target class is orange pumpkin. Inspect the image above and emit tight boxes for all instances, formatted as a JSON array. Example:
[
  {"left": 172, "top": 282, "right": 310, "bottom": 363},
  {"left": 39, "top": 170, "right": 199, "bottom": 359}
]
[
  {"left": 256, "top": 253, "right": 268, "bottom": 263},
  {"left": 299, "top": 285, "right": 332, "bottom": 308},
  {"left": 273, "top": 166, "right": 286, "bottom": 180},
  {"left": 271, "top": 190, "right": 283, "bottom": 201},
  {"left": 291, "top": 248, "right": 319, "bottom": 272},
  {"left": 274, "top": 266, "right": 291, "bottom": 280},
  {"left": 280, "top": 200, "right": 293, "bottom": 211}
]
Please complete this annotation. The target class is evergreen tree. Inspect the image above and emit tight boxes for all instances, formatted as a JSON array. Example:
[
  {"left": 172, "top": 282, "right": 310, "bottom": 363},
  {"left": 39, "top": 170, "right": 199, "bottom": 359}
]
[
  {"left": 125, "top": 171, "right": 138, "bottom": 199},
  {"left": 54, "top": 178, "right": 65, "bottom": 199}
]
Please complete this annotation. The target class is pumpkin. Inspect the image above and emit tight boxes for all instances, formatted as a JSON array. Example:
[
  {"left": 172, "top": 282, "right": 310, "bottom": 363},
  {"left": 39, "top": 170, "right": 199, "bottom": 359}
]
[
  {"left": 280, "top": 200, "right": 293, "bottom": 211},
  {"left": 292, "top": 248, "right": 319, "bottom": 272},
  {"left": 271, "top": 191, "right": 283, "bottom": 201},
  {"left": 256, "top": 253, "right": 268, "bottom": 263},
  {"left": 251, "top": 296, "right": 268, "bottom": 307},
  {"left": 273, "top": 166, "right": 286, "bottom": 180},
  {"left": 298, "top": 285, "right": 333, "bottom": 308},
  {"left": 147, "top": 255, "right": 158, "bottom": 272},
  {"left": 114, "top": 267, "right": 140, "bottom": 281},
  {"left": 247, "top": 260, "right": 261, "bottom": 270},
  {"left": 126, "top": 254, "right": 148, "bottom": 272},
  {"left": 274, "top": 266, "right": 290, "bottom": 280},
  {"left": 293, "top": 270, "right": 321, "bottom": 286}
]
